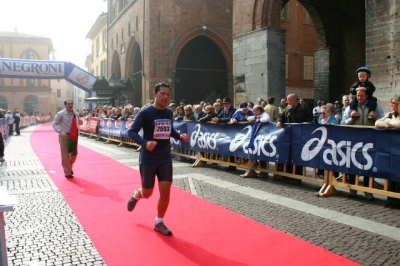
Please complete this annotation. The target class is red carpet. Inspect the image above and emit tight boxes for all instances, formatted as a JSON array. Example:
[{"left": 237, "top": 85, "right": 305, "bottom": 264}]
[{"left": 31, "top": 124, "right": 359, "bottom": 266}]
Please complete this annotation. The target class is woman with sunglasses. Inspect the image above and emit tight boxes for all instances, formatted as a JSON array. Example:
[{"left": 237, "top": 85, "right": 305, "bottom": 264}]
[{"left": 319, "top": 105, "right": 338, "bottom": 125}]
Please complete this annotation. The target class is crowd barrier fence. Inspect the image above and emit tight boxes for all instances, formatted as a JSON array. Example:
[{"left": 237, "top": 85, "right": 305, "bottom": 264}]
[{"left": 79, "top": 118, "right": 400, "bottom": 201}]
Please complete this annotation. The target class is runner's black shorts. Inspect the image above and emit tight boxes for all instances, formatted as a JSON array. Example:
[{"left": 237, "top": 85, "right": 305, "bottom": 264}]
[{"left": 139, "top": 162, "right": 173, "bottom": 189}]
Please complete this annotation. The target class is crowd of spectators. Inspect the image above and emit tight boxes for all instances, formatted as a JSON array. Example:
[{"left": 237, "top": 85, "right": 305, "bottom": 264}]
[{"left": 75, "top": 73, "right": 398, "bottom": 207}]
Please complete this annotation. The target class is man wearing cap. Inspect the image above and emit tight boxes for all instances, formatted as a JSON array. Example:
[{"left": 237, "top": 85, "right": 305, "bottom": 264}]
[
  {"left": 212, "top": 97, "right": 236, "bottom": 124},
  {"left": 168, "top": 102, "right": 178, "bottom": 118},
  {"left": 333, "top": 100, "right": 342, "bottom": 122},
  {"left": 230, "top": 102, "right": 253, "bottom": 124},
  {"left": 212, "top": 96, "right": 237, "bottom": 171}
]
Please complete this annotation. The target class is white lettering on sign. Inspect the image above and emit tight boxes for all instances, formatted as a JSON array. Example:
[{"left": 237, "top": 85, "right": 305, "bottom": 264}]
[{"left": 301, "top": 127, "right": 374, "bottom": 170}]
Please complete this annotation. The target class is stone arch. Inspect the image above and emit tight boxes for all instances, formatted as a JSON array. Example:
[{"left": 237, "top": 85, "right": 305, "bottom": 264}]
[
  {"left": 20, "top": 48, "right": 41, "bottom": 60},
  {"left": 168, "top": 26, "right": 232, "bottom": 79},
  {"left": 252, "top": 0, "right": 286, "bottom": 29},
  {"left": 168, "top": 27, "right": 232, "bottom": 102},
  {"left": 125, "top": 35, "right": 143, "bottom": 107},
  {"left": 23, "top": 95, "right": 39, "bottom": 115}
]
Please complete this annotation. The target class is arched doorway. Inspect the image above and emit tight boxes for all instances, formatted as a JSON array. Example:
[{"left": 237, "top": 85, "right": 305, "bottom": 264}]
[
  {"left": 23, "top": 95, "right": 38, "bottom": 115},
  {"left": 0, "top": 95, "right": 8, "bottom": 111},
  {"left": 111, "top": 51, "right": 122, "bottom": 79},
  {"left": 175, "top": 36, "right": 228, "bottom": 104},
  {"left": 125, "top": 40, "right": 142, "bottom": 107}
]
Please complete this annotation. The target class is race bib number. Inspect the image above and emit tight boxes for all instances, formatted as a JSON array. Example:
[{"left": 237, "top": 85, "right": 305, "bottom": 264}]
[{"left": 153, "top": 119, "right": 171, "bottom": 139}]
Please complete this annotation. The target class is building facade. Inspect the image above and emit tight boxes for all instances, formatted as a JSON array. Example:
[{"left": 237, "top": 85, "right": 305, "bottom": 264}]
[
  {"left": 106, "top": 0, "right": 233, "bottom": 107},
  {"left": 0, "top": 31, "right": 54, "bottom": 115},
  {"left": 101, "top": 0, "right": 400, "bottom": 111},
  {"left": 86, "top": 12, "right": 108, "bottom": 80},
  {"left": 233, "top": 0, "right": 400, "bottom": 110}
]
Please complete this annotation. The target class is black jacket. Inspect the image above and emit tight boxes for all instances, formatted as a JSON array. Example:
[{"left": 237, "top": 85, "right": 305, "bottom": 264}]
[{"left": 276, "top": 103, "right": 312, "bottom": 124}]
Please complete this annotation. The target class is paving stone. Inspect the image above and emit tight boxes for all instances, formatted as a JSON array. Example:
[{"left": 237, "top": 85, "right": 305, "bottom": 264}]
[{"left": 2, "top": 127, "right": 400, "bottom": 266}]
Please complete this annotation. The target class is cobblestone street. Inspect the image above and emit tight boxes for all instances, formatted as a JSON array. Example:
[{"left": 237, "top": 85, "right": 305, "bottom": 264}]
[{"left": 1, "top": 125, "right": 400, "bottom": 265}]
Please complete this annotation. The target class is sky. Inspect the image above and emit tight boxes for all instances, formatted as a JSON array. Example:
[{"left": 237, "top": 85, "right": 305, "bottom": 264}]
[{"left": 0, "top": 0, "right": 107, "bottom": 69}]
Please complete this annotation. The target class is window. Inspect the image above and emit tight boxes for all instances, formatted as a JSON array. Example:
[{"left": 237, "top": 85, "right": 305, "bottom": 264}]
[
  {"left": 102, "top": 29, "right": 107, "bottom": 51},
  {"left": 303, "top": 56, "right": 314, "bottom": 80},
  {"left": 136, "top": 16, "right": 139, "bottom": 31},
  {"left": 116, "top": 34, "right": 118, "bottom": 47},
  {"left": 96, "top": 37, "right": 99, "bottom": 57},
  {"left": 57, "top": 89, "right": 61, "bottom": 98},
  {"left": 26, "top": 50, "right": 34, "bottom": 59},
  {"left": 23, "top": 95, "right": 39, "bottom": 115},
  {"left": 121, "top": 28, "right": 124, "bottom": 41},
  {"left": 281, "top": 4, "right": 289, "bottom": 21},
  {"left": 0, "top": 95, "right": 7, "bottom": 111},
  {"left": 100, "top": 59, "right": 106, "bottom": 77},
  {"left": 27, "top": 79, "right": 35, "bottom": 87},
  {"left": 111, "top": 38, "right": 114, "bottom": 51},
  {"left": 303, "top": 8, "right": 314, "bottom": 25},
  {"left": 121, "top": 43, "right": 125, "bottom": 54},
  {"left": 128, "top": 22, "right": 131, "bottom": 36}
]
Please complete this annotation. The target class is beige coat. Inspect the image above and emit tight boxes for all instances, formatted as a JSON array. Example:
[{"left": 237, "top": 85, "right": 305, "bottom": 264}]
[{"left": 375, "top": 112, "right": 400, "bottom": 128}]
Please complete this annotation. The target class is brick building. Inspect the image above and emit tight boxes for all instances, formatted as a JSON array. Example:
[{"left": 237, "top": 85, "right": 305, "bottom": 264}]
[
  {"left": 106, "top": 0, "right": 233, "bottom": 107},
  {"left": 233, "top": 0, "right": 400, "bottom": 110},
  {"left": 0, "top": 31, "right": 55, "bottom": 115},
  {"left": 104, "top": 0, "right": 400, "bottom": 111}
]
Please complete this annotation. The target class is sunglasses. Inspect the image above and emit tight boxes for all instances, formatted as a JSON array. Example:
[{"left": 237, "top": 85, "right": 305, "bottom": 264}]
[{"left": 321, "top": 112, "right": 326, "bottom": 115}]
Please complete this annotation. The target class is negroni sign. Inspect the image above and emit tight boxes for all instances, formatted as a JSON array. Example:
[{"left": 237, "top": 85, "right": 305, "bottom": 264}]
[{"left": 0, "top": 59, "right": 65, "bottom": 77}]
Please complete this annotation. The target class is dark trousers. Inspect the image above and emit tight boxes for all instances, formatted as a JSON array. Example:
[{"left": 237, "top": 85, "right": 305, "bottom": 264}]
[
  {"left": 348, "top": 175, "right": 372, "bottom": 188},
  {"left": 387, "top": 181, "right": 400, "bottom": 206},
  {"left": 8, "top": 123, "right": 13, "bottom": 135},
  {"left": 14, "top": 121, "right": 20, "bottom": 135}
]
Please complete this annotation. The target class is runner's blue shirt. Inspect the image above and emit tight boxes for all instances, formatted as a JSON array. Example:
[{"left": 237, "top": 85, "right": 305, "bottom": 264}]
[{"left": 128, "top": 105, "right": 181, "bottom": 165}]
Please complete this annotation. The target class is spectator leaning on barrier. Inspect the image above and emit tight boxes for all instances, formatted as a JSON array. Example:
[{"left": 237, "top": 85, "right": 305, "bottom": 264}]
[
  {"left": 230, "top": 102, "right": 253, "bottom": 124},
  {"left": 194, "top": 104, "right": 206, "bottom": 121},
  {"left": 319, "top": 105, "right": 338, "bottom": 125},
  {"left": 212, "top": 97, "right": 236, "bottom": 124},
  {"left": 276, "top": 93, "right": 312, "bottom": 184},
  {"left": 341, "top": 88, "right": 384, "bottom": 200},
  {"left": 375, "top": 95, "right": 400, "bottom": 209},
  {"left": 198, "top": 105, "right": 217, "bottom": 123},
  {"left": 183, "top": 105, "right": 195, "bottom": 121},
  {"left": 213, "top": 102, "right": 222, "bottom": 116},
  {"left": 174, "top": 106, "right": 185, "bottom": 121},
  {"left": 246, "top": 105, "right": 271, "bottom": 171}
]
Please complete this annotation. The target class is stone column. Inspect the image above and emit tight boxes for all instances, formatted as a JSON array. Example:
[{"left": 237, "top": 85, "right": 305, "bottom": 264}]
[{"left": 233, "top": 27, "right": 286, "bottom": 105}]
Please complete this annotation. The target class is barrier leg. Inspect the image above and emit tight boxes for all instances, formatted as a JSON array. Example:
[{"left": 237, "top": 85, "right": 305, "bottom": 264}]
[
  {"left": 240, "top": 169, "right": 257, "bottom": 178},
  {"left": 318, "top": 171, "right": 340, "bottom": 197}
]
